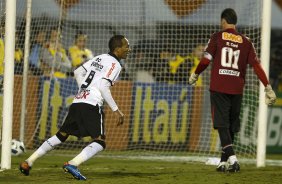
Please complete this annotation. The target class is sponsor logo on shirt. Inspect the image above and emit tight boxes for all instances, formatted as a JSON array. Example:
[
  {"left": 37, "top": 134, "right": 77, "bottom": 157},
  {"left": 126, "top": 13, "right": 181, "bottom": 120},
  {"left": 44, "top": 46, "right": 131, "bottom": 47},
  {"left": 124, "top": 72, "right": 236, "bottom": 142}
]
[
  {"left": 222, "top": 32, "right": 243, "bottom": 43},
  {"left": 91, "top": 61, "right": 104, "bottom": 70},
  {"left": 75, "top": 89, "right": 90, "bottom": 99},
  {"left": 219, "top": 69, "right": 240, "bottom": 76},
  {"left": 106, "top": 63, "right": 116, "bottom": 77}
]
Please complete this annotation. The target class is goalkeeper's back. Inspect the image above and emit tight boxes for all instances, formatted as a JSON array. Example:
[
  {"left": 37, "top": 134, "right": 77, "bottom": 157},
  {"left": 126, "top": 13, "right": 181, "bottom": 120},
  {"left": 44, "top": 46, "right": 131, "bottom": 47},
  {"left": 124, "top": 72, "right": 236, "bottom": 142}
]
[{"left": 205, "top": 28, "right": 259, "bottom": 94}]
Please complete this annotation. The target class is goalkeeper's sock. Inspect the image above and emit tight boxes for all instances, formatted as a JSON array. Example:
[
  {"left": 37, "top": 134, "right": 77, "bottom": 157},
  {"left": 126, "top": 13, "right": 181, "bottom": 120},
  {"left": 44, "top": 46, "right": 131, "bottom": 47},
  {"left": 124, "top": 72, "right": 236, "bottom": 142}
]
[
  {"left": 68, "top": 142, "right": 104, "bottom": 166},
  {"left": 223, "top": 144, "right": 235, "bottom": 157},
  {"left": 26, "top": 135, "right": 61, "bottom": 166},
  {"left": 220, "top": 149, "right": 228, "bottom": 162},
  {"left": 222, "top": 145, "right": 238, "bottom": 165}
]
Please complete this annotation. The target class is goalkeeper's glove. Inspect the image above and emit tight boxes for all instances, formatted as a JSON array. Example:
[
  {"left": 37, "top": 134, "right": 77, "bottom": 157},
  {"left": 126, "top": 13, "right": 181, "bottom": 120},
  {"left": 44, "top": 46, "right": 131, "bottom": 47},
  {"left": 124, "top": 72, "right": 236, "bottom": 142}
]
[
  {"left": 188, "top": 73, "right": 199, "bottom": 85},
  {"left": 265, "top": 84, "right": 276, "bottom": 105}
]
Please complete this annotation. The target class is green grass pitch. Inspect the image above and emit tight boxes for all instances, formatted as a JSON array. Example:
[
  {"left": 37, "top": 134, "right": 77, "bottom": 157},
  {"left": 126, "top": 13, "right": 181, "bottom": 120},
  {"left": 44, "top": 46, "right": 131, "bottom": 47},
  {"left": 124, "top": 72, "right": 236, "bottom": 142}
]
[{"left": 1, "top": 154, "right": 282, "bottom": 184}]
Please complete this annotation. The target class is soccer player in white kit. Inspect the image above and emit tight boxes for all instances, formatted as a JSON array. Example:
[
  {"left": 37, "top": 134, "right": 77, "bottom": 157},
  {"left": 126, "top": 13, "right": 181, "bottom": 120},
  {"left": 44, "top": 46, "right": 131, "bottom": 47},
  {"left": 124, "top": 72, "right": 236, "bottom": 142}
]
[{"left": 19, "top": 35, "right": 130, "bottom": 180}]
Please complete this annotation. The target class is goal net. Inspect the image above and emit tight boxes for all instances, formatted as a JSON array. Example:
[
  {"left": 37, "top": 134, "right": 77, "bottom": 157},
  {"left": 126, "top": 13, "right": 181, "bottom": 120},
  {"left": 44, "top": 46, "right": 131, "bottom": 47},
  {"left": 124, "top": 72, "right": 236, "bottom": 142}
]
[{"left": 1, "top": 0, "right": 262, "bottom": 162}]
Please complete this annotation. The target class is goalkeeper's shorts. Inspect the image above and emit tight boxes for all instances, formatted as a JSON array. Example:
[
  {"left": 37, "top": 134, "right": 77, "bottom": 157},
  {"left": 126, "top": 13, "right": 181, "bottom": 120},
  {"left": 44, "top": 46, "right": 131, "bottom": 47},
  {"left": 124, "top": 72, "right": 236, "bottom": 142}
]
[
  {"left": 210, "top": 91, "right": 242, "bottom": 133},
  {"left": 60, "top": 103, "right": 105, "bottom": 139}
]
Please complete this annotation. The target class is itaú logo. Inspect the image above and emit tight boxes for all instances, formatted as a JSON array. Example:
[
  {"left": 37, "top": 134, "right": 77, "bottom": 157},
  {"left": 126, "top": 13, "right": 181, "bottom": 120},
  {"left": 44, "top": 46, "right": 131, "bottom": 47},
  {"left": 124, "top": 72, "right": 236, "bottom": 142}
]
[{"left": 219, "top": 69, "right": 240, "bottom": 76}]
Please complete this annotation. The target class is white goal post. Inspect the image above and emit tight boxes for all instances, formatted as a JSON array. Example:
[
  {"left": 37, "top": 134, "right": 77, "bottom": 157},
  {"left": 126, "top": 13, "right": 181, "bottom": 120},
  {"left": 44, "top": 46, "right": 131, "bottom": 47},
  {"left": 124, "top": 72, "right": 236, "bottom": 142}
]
[
  {"left": 0, "top": 0, "right": 273, "bottom": 169},
  {"left": 257, "top": 0, "right": 272, "bottom": 168},
  {"left": 1, "top": 0, "right": 16, "bottom": 170}
]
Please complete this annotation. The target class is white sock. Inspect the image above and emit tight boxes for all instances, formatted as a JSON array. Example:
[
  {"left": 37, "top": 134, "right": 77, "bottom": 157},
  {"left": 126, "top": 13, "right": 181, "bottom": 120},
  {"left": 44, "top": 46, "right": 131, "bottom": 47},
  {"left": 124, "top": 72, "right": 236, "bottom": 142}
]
[
  {"left": 26, "top": 135, "right": 62, "bottom": 166},
  {"left": 228, "top": 155, "right": 238, "bottom": 165},
  {"left": 68, "top": 142, "right": 104, "bottom": 166}
]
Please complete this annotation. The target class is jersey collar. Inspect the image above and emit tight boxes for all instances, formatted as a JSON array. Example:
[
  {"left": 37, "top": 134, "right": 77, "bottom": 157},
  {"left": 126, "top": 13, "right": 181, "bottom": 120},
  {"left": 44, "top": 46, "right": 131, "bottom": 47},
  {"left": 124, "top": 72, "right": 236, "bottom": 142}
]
[
  {"left": 224, "top": 28, "right": 236, "bottom": 33},
  {"left": 108, "top": 52, "right": 124, "bottom": 67},
  {"left": 108, "top": 52, "right": 121, "bottom": 62}
]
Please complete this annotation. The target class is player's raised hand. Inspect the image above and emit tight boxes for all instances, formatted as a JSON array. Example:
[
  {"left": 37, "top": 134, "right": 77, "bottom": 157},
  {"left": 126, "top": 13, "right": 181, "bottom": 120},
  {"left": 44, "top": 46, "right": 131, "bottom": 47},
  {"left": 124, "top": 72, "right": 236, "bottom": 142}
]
[
  {"left": 188, "top": 73, "right": 199, "bottom": 85},
  {"left": 265, "top": 85, "right": 276, "bottom": 105},
  {"left": 114, "top": 109, "right": 124, "bottom": 126}
]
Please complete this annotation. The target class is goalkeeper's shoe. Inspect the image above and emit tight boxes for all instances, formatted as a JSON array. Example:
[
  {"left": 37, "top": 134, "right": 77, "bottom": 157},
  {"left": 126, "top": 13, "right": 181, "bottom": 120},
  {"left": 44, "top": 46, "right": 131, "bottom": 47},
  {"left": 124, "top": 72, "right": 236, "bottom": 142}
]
[
  {"left": 63, "top": 162, "right": 86, "bottom": 180},
  {"left": 216, "top": 162, "right": 227, "bottom": 172},
  {"left": 19, "top": 161, "right": 32, "bottom": 176},
  {"left": 227, "top": 161, "right": 240, "bottom": 172}
]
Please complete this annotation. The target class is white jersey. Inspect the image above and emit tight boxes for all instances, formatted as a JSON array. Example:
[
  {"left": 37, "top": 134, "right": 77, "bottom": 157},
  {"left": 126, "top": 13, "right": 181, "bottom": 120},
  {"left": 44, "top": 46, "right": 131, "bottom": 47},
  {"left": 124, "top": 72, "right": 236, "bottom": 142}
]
[{"left": 72, "top": 53, "right": 122, "bottom": 110}]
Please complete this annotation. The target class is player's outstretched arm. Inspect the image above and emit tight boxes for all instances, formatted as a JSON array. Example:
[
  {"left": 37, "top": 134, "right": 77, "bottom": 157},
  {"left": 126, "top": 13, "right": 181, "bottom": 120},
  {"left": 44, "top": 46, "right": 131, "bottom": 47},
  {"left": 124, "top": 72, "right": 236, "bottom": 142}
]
[
  {"left": 265, "top": 85, "right": 276, "bottom": 105},
  {"left": 74, "top": 65, "right": 87, "bottom": 87},
  {"left": 252, "top": 62, "right": 276, "bottom": 105},
  {"left": 99, "top": 79, "right": 125, "bottom": 126},
  {"left": 189, "top": 73, "right": 199, "bottom": 85},
  {"left": 188, "top": 57, "right": 210, "bottom": 85},
  {"left": 114, "top": 109, "right": 124, "bottom": 126},
  {"left": 99, "top": 79, "right": 118, "bottom": 111}
]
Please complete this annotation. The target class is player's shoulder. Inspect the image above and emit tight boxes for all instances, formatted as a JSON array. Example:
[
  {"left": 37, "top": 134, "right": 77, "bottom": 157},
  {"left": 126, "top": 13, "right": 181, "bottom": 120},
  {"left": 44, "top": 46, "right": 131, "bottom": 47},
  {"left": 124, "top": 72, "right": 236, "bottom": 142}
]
[
  {"left": 97, "top": 53, "right": 115, "bottom": 61},
  {"left": 210, "top": 31, "right": 220, "bottom": 38},
  {"left": 98, "top": 54, "right": 122, "bottom": 67},
  {"left": 208, "top": 31, "right": 222, "bottom": 42},
  {"left": 241, "top": 34, "right": 252, "bottom": 43},
  {"left": 236, "top": 33, "right": 254, "bottom": 48}
]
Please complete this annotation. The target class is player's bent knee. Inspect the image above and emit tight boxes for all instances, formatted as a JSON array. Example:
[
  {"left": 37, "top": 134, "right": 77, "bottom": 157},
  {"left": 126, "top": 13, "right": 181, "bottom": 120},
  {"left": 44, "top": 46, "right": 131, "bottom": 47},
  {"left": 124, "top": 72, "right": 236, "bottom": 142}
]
[
  {"left": 93, "top": 139, "right": 106, "bottom": 149},
  {"left": 56, "top": 131, "right": 69, "bottom": 142}
]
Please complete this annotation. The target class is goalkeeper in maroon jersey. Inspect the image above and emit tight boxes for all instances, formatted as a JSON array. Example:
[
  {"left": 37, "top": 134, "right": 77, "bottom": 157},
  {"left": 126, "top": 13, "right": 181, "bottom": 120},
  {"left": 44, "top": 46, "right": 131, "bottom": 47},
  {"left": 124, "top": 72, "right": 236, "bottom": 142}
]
[{"left": 188, "top": 8, "right": 276, "bottom": 172}]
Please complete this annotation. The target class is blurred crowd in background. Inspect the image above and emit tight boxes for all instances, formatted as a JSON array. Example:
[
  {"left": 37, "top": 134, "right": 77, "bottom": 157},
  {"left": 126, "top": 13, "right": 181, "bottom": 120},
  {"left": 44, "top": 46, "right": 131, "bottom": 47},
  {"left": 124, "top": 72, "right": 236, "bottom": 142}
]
[
  {"left": 0, "top": 17, "right": 281, "bottom": 89},
  {"left": 0, "top": 18, "right": 209, "bottom": 86},
  {"left": 0, "top": 19, "right": 93, "bottom": 79}
]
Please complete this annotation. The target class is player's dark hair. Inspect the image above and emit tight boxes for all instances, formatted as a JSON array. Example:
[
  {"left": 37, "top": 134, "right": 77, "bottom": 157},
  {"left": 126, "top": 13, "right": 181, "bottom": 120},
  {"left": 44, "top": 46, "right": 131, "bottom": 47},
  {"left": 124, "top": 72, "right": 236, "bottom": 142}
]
[
  {"left": 109, "top": 35, "right": 125, "bottom": 52},
  {"left": 221, "top": 8, "right": 237, "bottom": 25}
]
